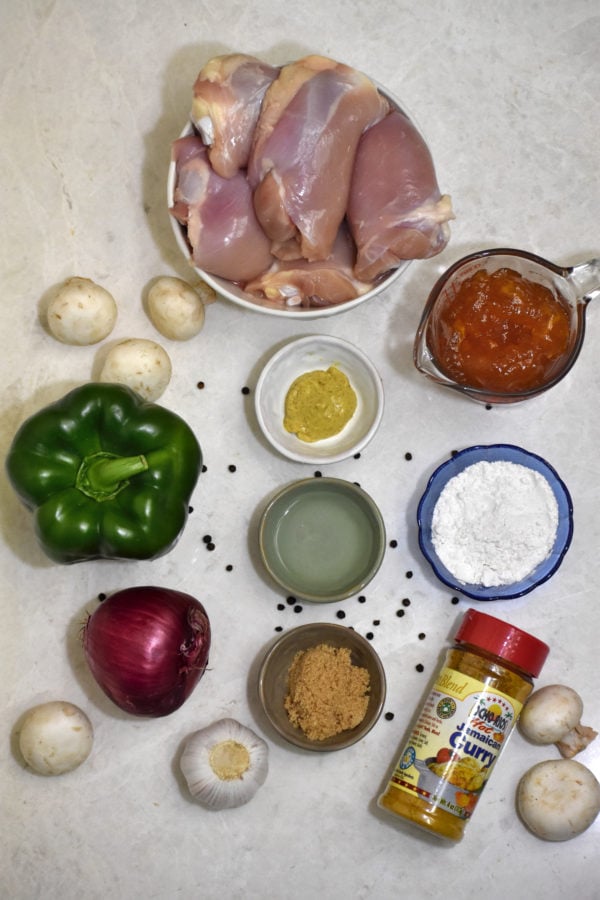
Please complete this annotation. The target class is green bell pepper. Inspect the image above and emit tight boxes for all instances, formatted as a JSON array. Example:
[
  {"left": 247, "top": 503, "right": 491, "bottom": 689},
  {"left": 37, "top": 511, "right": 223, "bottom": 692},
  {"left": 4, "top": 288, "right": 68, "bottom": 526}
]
[{"left": 5, "top": 382, "right": 202, "bottom": 564}]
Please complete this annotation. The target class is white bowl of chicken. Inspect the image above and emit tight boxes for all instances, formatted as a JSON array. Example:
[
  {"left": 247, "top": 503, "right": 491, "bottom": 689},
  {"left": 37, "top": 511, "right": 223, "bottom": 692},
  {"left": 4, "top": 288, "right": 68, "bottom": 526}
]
[{"left": 167, "top": 53, "right": 454, "bottom": 317}]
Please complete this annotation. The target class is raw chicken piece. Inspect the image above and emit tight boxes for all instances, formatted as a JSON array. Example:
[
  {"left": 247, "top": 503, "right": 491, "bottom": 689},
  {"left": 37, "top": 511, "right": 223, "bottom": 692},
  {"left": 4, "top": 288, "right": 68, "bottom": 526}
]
[
  {"left": 245, "top": 224, "right": 373, "bottom": 308},
  {"left": 348, "top": 110, "right": 454, "bottom": 282},
  {"left": 248, "top": 55, "right": 389, "bottom": 262},
  {"left": 170, "top": 135, "right": 273, "bottom": 283},
  {"left": 191, "top": 53, "right": 279, "bottom": 178}
]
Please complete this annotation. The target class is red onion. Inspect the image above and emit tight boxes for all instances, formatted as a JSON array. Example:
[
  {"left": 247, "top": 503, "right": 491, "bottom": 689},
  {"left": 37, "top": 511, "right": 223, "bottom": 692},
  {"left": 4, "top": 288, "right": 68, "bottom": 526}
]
[{"left": 82, "top": 586, "right": 211, "bottom": 717}]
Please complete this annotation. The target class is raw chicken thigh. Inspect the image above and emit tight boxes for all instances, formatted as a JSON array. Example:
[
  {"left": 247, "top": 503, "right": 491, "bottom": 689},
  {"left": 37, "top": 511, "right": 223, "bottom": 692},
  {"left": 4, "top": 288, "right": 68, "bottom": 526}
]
[
  {"left": 248, "top": 55, "right": 389, "bottom": 262},
  {"left": 169, "top": 52, "right": 453, "bottom": 309},
  {"left": 191, "top": 53, "right": 279, "bottom": 178},
  {"left": 170, "top": 135, "right": 273, "bottom": 282},
  {"left": 348, "top": 110, "right": 454, "bottom": 282},
  {"left": 245, "top": 224, "right": 373, "bottom": 308}
]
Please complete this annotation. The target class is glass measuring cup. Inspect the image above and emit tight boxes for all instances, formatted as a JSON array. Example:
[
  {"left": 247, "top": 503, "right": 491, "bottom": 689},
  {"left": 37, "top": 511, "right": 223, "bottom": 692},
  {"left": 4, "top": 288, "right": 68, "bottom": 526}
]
[{"left": 413, "top": 248, "right": 600, "bottom": 404}]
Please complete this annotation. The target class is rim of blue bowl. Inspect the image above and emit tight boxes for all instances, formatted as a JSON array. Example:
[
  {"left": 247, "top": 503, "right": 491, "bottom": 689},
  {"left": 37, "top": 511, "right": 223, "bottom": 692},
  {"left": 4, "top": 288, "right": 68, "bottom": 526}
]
[{"left": 417, "top": 443, "right": 574, "bottom": 601}]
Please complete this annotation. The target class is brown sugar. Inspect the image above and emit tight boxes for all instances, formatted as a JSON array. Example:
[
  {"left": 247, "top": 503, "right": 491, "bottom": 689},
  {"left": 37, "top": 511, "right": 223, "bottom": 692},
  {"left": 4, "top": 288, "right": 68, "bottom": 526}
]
[{"left": 284, "top": 643, "right": 370, "bottom": 740}]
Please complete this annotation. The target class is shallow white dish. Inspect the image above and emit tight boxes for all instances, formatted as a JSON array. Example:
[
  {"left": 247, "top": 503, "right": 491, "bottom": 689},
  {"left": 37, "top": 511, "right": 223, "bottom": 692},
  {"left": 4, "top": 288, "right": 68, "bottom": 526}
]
[
  {"left": 254, "top": 335, "right": 384, "bottom": 464},
  {"left": 166, "top": 81, "right": 417, "bottom": 318}
]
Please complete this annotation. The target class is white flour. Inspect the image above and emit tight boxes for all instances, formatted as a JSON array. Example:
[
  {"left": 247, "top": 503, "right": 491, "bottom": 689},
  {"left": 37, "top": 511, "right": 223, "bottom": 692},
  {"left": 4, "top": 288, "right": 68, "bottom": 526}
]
[{"left": 431, "top": 460, "right": 559, "bottom": 587}]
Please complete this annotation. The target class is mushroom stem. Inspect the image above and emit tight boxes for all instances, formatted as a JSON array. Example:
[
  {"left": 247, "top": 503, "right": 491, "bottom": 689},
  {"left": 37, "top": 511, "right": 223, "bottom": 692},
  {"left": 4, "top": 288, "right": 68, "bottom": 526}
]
[{"left": 556, "top": 723, "right": 599, "bottom": 759}]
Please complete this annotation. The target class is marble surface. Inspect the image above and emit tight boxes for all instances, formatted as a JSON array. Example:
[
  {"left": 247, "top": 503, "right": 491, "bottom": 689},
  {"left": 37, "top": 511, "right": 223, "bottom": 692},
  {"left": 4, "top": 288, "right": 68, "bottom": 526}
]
[{"left": 2, "top": 2, "right": 600, "bottom": 898}]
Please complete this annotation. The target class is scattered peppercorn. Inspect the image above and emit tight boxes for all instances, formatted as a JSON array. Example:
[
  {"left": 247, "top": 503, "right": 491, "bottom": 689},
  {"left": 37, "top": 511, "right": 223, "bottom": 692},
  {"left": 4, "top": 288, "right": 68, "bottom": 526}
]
[
  {"left": 353, "top": 452, "right": 361, "bottom": 459},
  {"left": 241, "top": 386, "right": 250, "bottom": 395},
  {"left": 228, "top": 464, "right": 237, "bottom": 473},
  {"left": 188, "top": 506, "right": 194, "bottom": 514},
  {"left": 402, "top": 597, "right": 411, "bottom": 607},
  {"left": 358, "top": 595, "right": 366, "bottom": 604},
  {"left": 389, "top": 539, "right": 398, "bottom": 548},
  {"left": 451, "top": 596, "right": 460, "bottom": 605},
  {"left": 275, "top": 625, "right": 283, "bottom": 632},
  {"left": 314, "top": 470, "right": 322, "bottom": 478},
  {"left": 196, "top": 381, "right": 205, "bottom": 389},
  {"left": 277, "top": 603, "right": 285, "bottom": 611},
  {"left": 336, "top": 610, "right": 346, "bottom": 619},
  {"left": 202, "top": 534, "right": 212, "bottom": 544},
  {"left": 418, "top": 632, "right": 426, "bottom": 640},
  {"left": 373, "top": 619, "right": 380, "bottom": 626},
  {"left": 207, "top": 542, "right": 215, "bottom": 551},
  {"left": 406, "top": 571, "right": 413, "bottom": 579},
  {"left": 404, "top": 452, "right": 413, "bottom": 461},
  {"left": 416, "top": 663, "right": 424, "bottom": 673},
  {"left": 286, "top": 596, "right": 296, "bottom": 606},
  {"left": 366, "top": 632, "right": 374, "bottom": 641},
  {"left": 202, "top": 464, "right": 208, "bottom": 473},
  {"left": 485, "top": 403, "right": 492, "bottom": 410},
  {"left": 225, "top": 564, "right": 233, "bottom": 572},
  {"left": 384, "top": 712, "right": 395, "bottom": 721},
  {"left": 396, "top": 609, "right": 405, "bottom": 618},
  {"left": 98, "top": 592, "right": 107, "bottom": 602},
  {"left": 293, "top": 605, "right": 303, "bottom": 613}
]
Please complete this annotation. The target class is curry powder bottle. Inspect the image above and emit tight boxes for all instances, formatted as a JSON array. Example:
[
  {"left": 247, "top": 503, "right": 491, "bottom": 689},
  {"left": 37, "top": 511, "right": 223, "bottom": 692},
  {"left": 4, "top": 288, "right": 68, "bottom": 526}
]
[{"left": 378, "top": 609, "right": 549, "bottom": 842}]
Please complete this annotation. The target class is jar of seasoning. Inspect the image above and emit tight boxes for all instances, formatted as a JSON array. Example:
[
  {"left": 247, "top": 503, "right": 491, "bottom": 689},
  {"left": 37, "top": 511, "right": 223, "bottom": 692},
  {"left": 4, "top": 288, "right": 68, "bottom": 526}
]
[{"left": 378, "top": 609, "right": 549, "bottom": 842}]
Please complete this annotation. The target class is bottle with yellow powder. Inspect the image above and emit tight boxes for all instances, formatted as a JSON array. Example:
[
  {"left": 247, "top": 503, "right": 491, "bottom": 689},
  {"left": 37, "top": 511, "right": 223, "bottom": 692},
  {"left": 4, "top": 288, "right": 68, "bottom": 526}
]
[
  {"left": 378, "top": 609, "right": 549, "bottom": 842},
  {"left": 284, "top": 366, "right": 357, "bottom": 443}
]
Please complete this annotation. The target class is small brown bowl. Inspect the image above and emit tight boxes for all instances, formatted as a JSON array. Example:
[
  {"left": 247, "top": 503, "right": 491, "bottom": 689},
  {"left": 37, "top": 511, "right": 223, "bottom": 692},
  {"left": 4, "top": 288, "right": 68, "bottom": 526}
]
[{"left": 257, "top": 622, "right": 386, "bottom": 751}]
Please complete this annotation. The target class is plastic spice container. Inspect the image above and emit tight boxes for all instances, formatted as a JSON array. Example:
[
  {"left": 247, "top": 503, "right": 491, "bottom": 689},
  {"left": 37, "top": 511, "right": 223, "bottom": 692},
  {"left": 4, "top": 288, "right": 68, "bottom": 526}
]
[{"left": 378, "top": 609, "right": 549, "bottom": 842}]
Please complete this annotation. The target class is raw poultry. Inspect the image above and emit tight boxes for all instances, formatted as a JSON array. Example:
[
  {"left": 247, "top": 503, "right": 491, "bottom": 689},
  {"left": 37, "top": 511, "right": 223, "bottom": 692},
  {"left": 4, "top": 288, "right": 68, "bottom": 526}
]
[{"left": 170, "top": 53, "right": 454, "bottom": 308}]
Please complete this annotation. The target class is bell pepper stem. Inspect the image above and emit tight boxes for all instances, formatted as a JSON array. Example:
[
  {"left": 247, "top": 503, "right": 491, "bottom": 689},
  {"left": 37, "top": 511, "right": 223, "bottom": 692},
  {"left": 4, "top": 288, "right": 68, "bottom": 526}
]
[{"left": 76, "top": 452, "right": 149, "bottom": 501}]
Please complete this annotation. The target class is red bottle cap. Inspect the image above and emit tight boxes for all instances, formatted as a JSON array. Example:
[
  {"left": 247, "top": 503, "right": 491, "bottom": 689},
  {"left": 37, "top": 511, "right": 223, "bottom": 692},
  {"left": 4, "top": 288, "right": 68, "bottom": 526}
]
[{"left": 454, "top": 609, "right": 549, "bottom": 677}]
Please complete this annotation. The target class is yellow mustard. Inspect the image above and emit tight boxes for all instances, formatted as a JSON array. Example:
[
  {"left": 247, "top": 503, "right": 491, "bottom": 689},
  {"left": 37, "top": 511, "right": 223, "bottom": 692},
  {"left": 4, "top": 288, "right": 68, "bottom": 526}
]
[{"left": 283, "top": 366, "right": 357, "bottom": 443}]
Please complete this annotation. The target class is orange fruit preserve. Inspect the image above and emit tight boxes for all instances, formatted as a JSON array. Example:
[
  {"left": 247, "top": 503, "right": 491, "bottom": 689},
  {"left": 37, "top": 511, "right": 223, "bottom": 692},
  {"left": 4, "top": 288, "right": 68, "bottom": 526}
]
[{"left": 428, "top": 267, "right": 571, "bottom": 393}]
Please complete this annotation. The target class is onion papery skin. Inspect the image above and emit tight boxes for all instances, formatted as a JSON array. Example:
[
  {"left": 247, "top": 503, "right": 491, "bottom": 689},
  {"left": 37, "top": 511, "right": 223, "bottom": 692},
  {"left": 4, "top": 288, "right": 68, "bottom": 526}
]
[{"left": 82, "top": 586, "right": 211, "bottom": 717}]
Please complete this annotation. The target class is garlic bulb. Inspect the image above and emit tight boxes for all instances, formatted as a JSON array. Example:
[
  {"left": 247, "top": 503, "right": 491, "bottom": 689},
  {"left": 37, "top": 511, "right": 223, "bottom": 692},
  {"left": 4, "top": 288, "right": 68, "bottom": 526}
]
[{"left": 180, "top": 718, "right": 269, "bottom": 809}]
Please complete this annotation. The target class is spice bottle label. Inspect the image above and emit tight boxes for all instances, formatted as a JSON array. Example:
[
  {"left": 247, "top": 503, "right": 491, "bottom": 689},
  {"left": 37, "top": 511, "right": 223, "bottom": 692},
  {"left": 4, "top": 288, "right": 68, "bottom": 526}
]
[{"left": 386, "top": 667, "right": 523, "bottom": 820}]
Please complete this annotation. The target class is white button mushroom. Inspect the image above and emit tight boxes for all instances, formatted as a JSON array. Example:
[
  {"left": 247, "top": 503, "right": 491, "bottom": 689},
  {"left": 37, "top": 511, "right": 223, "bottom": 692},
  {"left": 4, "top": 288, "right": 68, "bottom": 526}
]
[
  {"left": 99, "top": 338, "right": 172, "bottom": 401},
  {"left": 47, "top": 276, "right": 117, "bottom": 345},
  {"left": 180, "top": 718, "right": 269, "bottom": 809},
  {"left": 147, "top": 276, "right": 213, "bottom": 341},
  {"left": 518, "top": 684, "right": 598, "bottom": 758},
  {"left": 18, "top": 701, "right": 94, "bottom": 775},
  {"left": 517, "top": 759, "right": 600, "bottom": 841}
]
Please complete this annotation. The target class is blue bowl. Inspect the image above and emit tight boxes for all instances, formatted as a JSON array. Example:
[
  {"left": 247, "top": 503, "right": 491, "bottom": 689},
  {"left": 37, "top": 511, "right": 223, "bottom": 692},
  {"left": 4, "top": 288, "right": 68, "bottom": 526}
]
[{"left": 417, "top": 444, "right": 573, "bottom": 601}]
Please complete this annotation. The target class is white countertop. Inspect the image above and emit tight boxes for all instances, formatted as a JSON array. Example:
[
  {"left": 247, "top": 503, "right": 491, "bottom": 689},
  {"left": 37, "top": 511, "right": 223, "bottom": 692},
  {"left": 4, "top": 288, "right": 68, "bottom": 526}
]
[{"left": 2, "top": 2, "right": 599, "bottom": 898}]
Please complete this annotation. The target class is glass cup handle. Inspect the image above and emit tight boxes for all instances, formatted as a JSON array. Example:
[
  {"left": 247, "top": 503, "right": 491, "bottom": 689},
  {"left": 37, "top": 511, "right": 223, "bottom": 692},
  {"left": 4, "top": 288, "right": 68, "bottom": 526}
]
[{"left": 567, "top": 258, "right": 600, "bottom": 303}]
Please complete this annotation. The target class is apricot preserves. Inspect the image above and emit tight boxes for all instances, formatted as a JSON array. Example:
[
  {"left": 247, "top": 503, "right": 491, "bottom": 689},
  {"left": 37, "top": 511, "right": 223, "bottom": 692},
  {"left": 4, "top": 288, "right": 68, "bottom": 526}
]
[{"left": 428, "top": 267, "right": 571, "bottom": 393}]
